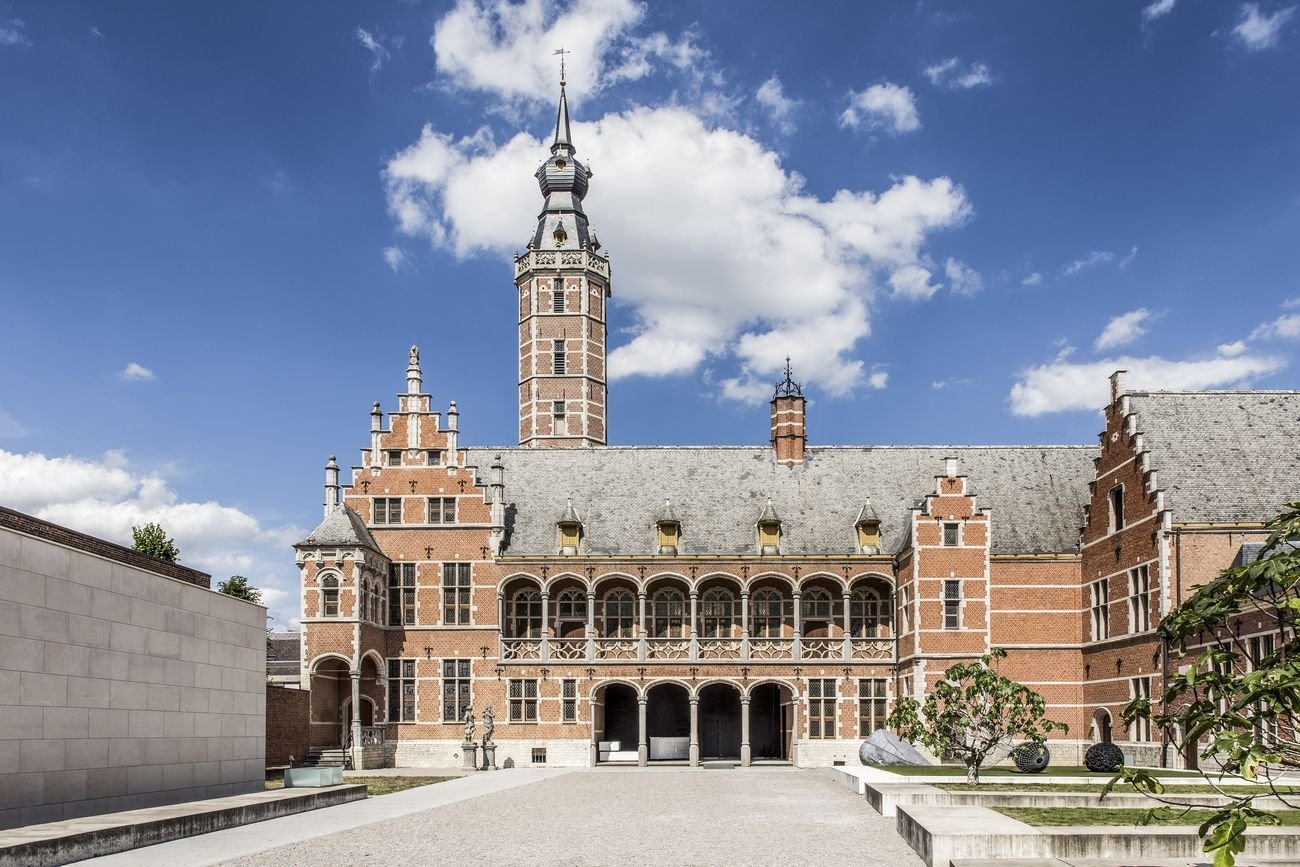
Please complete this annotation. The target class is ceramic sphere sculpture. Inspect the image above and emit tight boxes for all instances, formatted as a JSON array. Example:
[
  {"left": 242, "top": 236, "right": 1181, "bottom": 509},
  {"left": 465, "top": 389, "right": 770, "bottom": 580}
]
[
  {"left": 1011, "top": 742, "right": 1051, "bottom": 773},
  {"left": 1084, "top": 742, "right": 1124, "bottom": 773}
]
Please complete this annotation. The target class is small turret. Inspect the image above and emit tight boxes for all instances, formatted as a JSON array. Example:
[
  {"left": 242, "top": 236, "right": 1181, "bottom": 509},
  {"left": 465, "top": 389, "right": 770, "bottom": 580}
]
[
  {"left": 324, "top": 455, "right": 340, "bottom": 517},
  {"left": 771, "top": 358, "right": 807, "bottom": 466},
  {"left": 406, "top": 345, "right": 422, "bottom": 395}
]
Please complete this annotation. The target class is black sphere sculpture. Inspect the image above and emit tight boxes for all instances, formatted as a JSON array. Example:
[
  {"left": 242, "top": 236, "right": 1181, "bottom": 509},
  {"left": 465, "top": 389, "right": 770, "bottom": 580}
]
[
  {"left": 1084, "top": 742, "right": 1124, "bottom": 773},
  {"left": 1011, "top": 742, "right": 1050, "bottom": 773}
]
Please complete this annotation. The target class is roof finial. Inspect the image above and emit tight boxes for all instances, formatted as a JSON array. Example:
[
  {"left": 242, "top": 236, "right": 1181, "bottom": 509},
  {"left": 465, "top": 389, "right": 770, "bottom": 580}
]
[
  {"left": 551, "top": 48, "right": 575, "bottom": 153},
  {"left": 774, "top": 356, "right": 803, "bottom": 398}
]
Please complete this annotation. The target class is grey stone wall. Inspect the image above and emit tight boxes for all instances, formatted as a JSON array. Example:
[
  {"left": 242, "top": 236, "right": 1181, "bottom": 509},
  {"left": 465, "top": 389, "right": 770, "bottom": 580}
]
[{"left": 0, "top": 521, "right": 267, "bottom": 829}]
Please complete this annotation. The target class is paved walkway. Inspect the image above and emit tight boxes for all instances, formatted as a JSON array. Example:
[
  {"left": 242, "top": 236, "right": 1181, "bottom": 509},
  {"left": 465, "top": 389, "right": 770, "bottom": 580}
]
[{"left": 95, "top": 767, "right": 922, "bottom": 867}]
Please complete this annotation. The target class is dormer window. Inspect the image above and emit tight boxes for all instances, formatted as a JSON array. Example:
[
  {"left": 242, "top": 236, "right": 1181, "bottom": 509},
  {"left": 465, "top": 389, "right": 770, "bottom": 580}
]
[
  {"left": 555, "top": 158, "right": 566, "bottom": 170},
  {"left": 756, "top": 499, "right": 781, "bottom": 555},
  {"left": 855, "top": 501, "right": 881, "bottom": 554},
  {"left": 554, "top": 226, "right": 568, "bottom": 246},
  {"left": 321, "top": 575, "right": 339, "bottom": 618},
  {"left": 656, "top": 499, "right": 681, "bottom": 556},
  {"left": 557, "top": 500, "right": 582, "bottom": 555}
]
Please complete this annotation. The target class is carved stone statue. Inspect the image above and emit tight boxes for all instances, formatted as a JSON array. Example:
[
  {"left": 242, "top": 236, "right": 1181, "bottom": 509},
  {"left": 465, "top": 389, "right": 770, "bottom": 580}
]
[
  {"left": 462, "top": 708, "right": 476, "bottom": 744},
  {"left": 409, "top": 345, "right": 420, "bottom": 366},
  {"left": 481, "top": 706, "right": 495, "bottom": 746}
]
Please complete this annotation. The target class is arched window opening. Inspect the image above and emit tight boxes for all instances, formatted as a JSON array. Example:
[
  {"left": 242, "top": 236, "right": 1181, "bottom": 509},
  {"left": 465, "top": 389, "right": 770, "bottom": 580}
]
[
  {"left": 801, "top": 588, "right": 833, "bottom": 621},
  {"left": 601, "top": 589, "right": 635, "bottom": 638},
  {"left": 750, "top": 589, "right": 783, "bottom": 638},
  {"left": 700, "top": 588, "right": 734, "bottom": 638},
  {"left": 651, "top": 589, "right": 686, "bottom": 638},
  {"left": 321, "top": 575, "right": 339, "bottom": 618},
  {"left": 509, "top": 589, "right": 542, "bottom": 638},
  {"left": 556, "top": 588, "right": 587, "bottom": 621},
  {"left": 850, "top": 588, "right": 888, "bottom": 638}
]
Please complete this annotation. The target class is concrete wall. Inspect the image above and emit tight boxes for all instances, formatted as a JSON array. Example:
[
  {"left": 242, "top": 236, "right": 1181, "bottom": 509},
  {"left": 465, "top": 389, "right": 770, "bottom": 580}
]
[
  {"left": 0, "top": 516, "right": 267, "bottom": 829},
  {"left": 266, "top": 686, "right": 310, "bottom": 767}
]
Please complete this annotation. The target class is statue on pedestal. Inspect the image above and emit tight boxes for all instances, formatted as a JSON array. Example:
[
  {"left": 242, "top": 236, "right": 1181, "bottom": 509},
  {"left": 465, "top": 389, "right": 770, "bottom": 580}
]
[
  {"left": 481, "top": 706, "right": 498, "bottom": 771},
  {"left": 462, "top": 708, "right": 476, "bottom": 744}
]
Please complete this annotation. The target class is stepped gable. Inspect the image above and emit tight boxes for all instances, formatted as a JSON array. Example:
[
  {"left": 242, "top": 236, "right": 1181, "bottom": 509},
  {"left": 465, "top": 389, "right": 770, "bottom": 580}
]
[
  {"left": 1126, "top": 390, "right": 1300, "bottom": 523},
  {"left": 466, "top": 445, "right": 1096, "bottom": 556},
  {"left": 297, "top": 504, "right": 383, "bottom": 553}
]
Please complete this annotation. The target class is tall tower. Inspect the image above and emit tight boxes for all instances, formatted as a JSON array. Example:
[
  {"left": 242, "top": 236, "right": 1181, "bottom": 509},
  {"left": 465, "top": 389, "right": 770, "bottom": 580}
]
[{"left": 514, "top": 74, "right": 611, "bottom": 448}]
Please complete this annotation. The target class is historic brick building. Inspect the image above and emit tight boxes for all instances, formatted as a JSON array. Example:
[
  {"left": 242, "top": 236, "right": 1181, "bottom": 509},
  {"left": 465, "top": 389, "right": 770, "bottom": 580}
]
[{"left": 294, "top": 81, "right": 1300, "bottom": 770}]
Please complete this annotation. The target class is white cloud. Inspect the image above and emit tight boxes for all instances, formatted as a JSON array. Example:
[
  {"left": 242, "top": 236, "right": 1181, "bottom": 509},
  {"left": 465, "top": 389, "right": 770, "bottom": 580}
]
[
  {"left": 383, "top": 245, "right": 412, "bottom": 272},
  {"left": 1094, "top": 308, "right": 1153, "bottom": 351},
  {"left": 1142, "top": 0, "right": 1178, "bottom": 22},
  {"left": 267, "top": 170, "right": 292, "bottom": 196},
  {"left": 430, "top": 0, "right": 704, "bottom": 107},
  {"left": 356, "top": 27, "right": 402, "bottom": 76},
  {"left": 1062, "top": 250, "right": 1115, "bottom": 277},
  {"left": 0, "top": 449, "right": 304, "bottom": 626},
  {"left": 90, "top": 25, "right": 106, "bottom": 41},
  {"left": 888, "top": 264, "right": 941, "bottom": 300},
  {"left": 119, "top": 362, "right": 155, "bottom": 382},
  {"left": 1021, "top": 271, "right": 1043, "bottom": 286},
  {"left": 1119, "top": 245, "right": 1138, "bottom": 269},
  {"left": 840, "top": 82, "right": 920, "bottom": 134},
  {"left": 945, "top": 258, "right": 983, "bottom": 296},
  {"left": 1251, "top": 313, "right": 1300, "bottom": 340},
  {"left": 1233, "top": 3, "right": 1296, "bottom": 50},
  {"left": 867, "top": 369, "right": 889, "bottom": 390},
  {"left": 1282, "top": 296, "right": 1300, "bottom": 309},
  {"left": 1217, "top": 340, "right": 1249, "bottom": 357},
  {"left": 383, "top": 107, "right": 970, "bottom": 402},
  {"left": 755, "top": 75, "right": 797, "bottom": 134},
  {"left": 924, "top": 57, "right": 993, "bottom": 90},
  {"left": 932, "top": 377, "right": 973, "bottom": 390},
  {"left": 0, "top": 18, "right": 30, "bottom": 47},
  {"left": 1009, "top": 353, "right": 1286, "bottom": 416}
]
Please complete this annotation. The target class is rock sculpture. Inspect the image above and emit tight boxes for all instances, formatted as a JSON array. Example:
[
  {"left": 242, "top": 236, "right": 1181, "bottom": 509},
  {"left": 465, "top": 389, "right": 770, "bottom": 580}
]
[
  {"left": 858, "top": 729, "right": 931, "bottom": 766},
  {"left": 1084, "top": 742, "right": 1124, "bottom": 772},
  {"left": 482, "top": 706, "right": 495, "bottom": 746}
]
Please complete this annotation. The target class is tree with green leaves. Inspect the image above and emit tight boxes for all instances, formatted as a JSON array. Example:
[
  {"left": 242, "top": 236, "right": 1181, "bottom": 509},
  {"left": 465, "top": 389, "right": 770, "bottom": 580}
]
[
  {"left": 217, "top": 575, "right": 263, "bottom": 605},
  {"left": 887, "top": 648, "right": 1068, "bottom": 784},
  {"left": 1113, "top": 501, "right": 1300, "bottom": 867},
  {"left": 130, "top": 522, "right": 179, "bottom": 562}
]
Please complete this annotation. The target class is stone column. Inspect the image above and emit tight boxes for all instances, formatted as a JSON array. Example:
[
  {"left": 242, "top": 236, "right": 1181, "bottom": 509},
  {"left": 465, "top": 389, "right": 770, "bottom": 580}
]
[
  {"left": 689, "top": 695, "right": 700, "bottom": 767},
  {"left": 740, "top": 590, "right": 750, "bottom": 661},
  {"left": 841, "top": 591, "right": 854, "bottom": 661},
  {"left": 349, "top": 670, "right": 362, "bottom": 769},
  {"left": 586, "top": 590, "right": 596, "bottom": 661},
  {"left": 540, "top": 591, "right": 550, "bottom": 661},
  {"left": 792, "top": 591, "right": 802, "bottom": 661},
  {"left": 689, "top": 590, "right": 699, "bottom": 660},
  {"left": 637, "top": 695, "right": 648, "bottom": 766},
  {"left": 589, "top": 695, "right": 599, "bottom": 767},
  {"left": 637, "top": 591, "right": 648, "bottom": 661},
  {"left": 497, "top": 592, "right": 506, "bottom": 658},
  {"left": 740, "top": 695, "right": 752, "bottom": 766}
]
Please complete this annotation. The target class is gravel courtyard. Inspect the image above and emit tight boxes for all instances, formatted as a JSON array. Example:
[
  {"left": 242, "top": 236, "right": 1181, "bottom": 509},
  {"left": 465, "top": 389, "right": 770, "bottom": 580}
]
[{"left": 222, "top": 768, "right": 923, "bottom": 867}]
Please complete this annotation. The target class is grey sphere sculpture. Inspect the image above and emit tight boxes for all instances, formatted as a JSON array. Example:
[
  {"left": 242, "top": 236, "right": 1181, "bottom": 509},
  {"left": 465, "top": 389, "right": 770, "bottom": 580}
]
[
  {"left": 1084, "top": 742, "right": 1124, "bottom": 772},
  {"left": 1011, "top": 742, "right": 1050, "bottom": 773}
]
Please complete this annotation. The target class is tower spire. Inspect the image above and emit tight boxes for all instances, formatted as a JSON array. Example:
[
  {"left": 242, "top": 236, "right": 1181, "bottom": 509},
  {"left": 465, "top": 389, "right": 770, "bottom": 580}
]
[{"left": 552, "top": 48, "right": 574, "bottom": 154}]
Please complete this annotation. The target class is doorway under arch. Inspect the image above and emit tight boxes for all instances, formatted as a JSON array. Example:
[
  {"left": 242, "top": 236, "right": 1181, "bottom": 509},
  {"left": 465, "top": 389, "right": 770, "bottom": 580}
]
[
  {"left": 595, "top": 682, "right": 639, "bottom": 763},
  {"left": 698, "top": 683, "right": 742, "bottom": 760},
  {"left": 646, "top": 682, "right": 690, "bottom": 761},
  {"left": 749, "top": 682, "right": 793, "bottom": 761}
]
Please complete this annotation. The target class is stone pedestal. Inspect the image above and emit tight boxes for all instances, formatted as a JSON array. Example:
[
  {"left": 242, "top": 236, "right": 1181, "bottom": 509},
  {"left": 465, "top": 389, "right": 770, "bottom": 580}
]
[
  {"left": 461, "top": 742, "right": 478, "bottom": 771},
  {"left": 482, "top": 743, "right": 497, "bottom": 770}
]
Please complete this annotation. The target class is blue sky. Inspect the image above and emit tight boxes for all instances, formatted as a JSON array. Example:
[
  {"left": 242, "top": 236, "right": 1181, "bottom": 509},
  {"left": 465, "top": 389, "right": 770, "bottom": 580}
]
[{"left": 1, "top": 1, "right": 1298, "bottom": 626}]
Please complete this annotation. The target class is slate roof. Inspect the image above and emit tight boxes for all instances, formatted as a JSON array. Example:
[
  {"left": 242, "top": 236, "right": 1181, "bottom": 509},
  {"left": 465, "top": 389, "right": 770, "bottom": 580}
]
[
  {"left": 1127, "top": 391, "right": 1300, "bottom": 524},
  {"left": 267, "top": 631, "right": 301, "bottom": 678},
  {"left": 465, "top": 445, "right": 1097, "bottom": 557},
  {"left": 296, "top": 505, "right": 383, "bottom": 552}
]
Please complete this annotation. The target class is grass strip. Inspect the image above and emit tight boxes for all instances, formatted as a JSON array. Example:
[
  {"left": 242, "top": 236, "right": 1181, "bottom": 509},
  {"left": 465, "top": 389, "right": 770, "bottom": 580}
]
[
  {"left": 265, "top": 776, "right": 454, "bottom": 795},
  {"left": 935, "top": 783, "right": 1298, "bottom": 794},
  {"left": 994, "top": 807, "right": 1300, "bottom": 826},
  {"left": 873, "top": 764, "right": 1198, "bottom": 778}
]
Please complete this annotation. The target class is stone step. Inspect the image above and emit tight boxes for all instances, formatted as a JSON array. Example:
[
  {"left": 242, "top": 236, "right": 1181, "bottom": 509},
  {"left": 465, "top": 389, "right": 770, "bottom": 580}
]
[{"left": 701, "top": 760, "right": 737, "bottom": 770}]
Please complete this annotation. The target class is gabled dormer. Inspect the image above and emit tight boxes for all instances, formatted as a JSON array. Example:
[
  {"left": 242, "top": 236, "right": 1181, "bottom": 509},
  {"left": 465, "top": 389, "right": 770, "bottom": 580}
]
[
  {"left": 757, "top": 498, "right": 782, "bottom": 555},
  {"left": 855, "top": 500, "right": 882, "bottom": 554},
  {"left": 557, "top": 498, "right": 583, "bottom": 555},
  {"left": 656, "top": 499, "right": 681, "bottom": 555}
]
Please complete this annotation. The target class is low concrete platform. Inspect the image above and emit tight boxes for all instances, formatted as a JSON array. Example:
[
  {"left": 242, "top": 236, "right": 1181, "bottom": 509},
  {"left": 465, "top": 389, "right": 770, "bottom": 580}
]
[
  {"left": 899, "top": 804, "right": 1300, "bottom": 867},
  {"left": 0, "top": 785, "right": 366, "bottom": 867}
]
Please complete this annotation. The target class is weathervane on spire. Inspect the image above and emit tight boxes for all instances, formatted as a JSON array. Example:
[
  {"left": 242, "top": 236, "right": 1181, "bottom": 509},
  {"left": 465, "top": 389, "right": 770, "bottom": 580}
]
[{"left": 553, "top": 47, "right": 572, "bottom": 85}]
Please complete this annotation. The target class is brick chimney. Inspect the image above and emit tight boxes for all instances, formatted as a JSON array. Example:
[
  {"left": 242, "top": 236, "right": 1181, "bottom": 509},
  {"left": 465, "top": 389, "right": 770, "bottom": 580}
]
[{"left": 770, "top": 358, "right": 806, "bottom": 466}]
